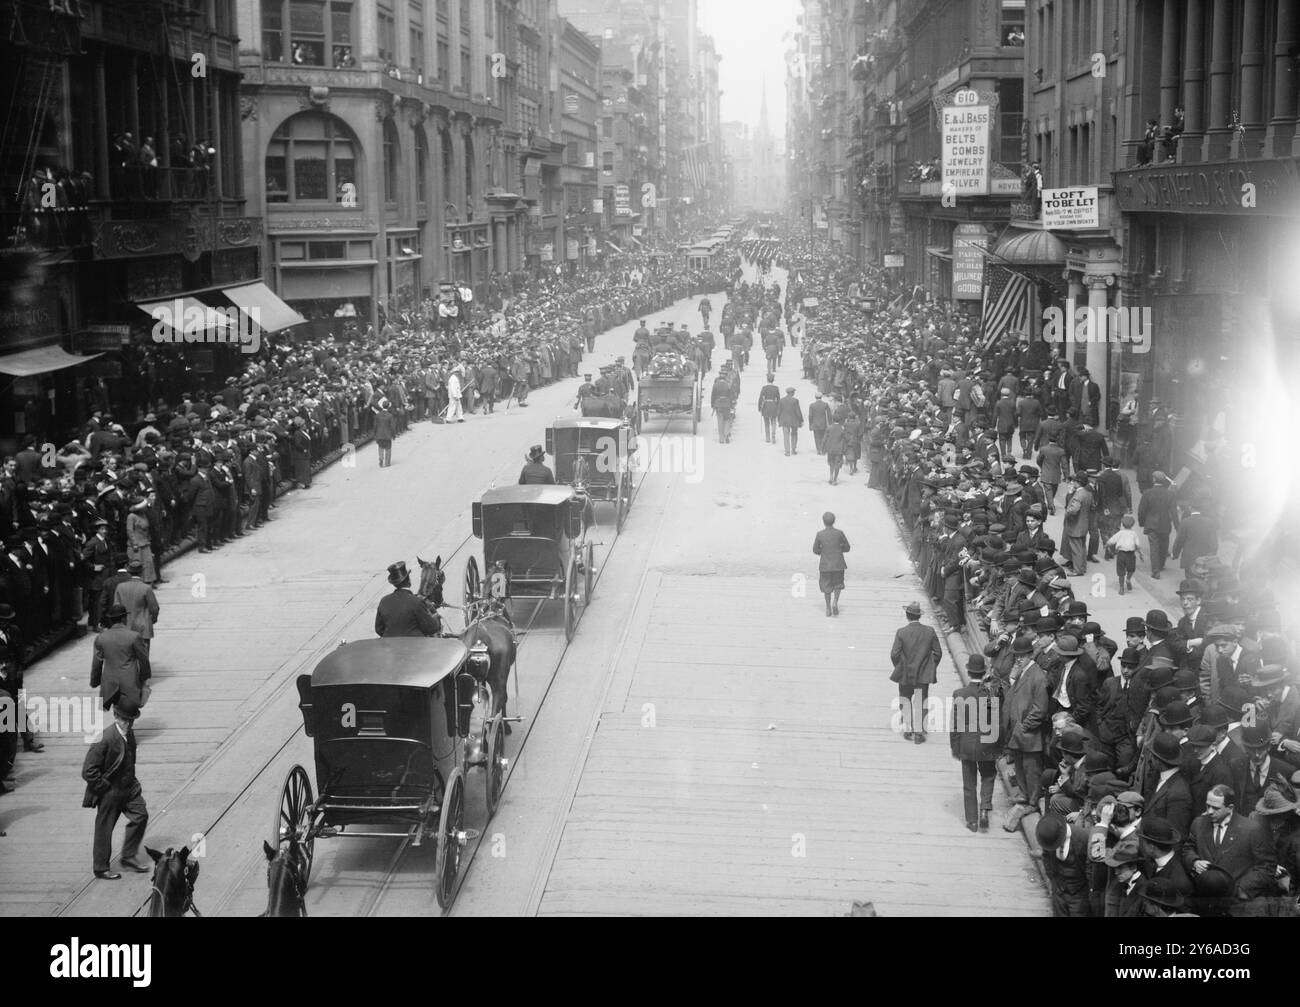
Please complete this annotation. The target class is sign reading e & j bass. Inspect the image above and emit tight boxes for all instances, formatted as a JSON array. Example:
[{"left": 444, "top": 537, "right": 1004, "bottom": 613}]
[{"left": 941, "top": 104, "right": 991, "bottom": 196}]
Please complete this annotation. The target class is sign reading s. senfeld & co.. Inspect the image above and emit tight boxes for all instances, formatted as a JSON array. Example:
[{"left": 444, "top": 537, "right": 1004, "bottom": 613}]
[
  {"left": 1041, "top": 186, "right": 1100, "bottom": 228},
  {"left": 941, "top": 95, "right": 990, "bottom": 196}
]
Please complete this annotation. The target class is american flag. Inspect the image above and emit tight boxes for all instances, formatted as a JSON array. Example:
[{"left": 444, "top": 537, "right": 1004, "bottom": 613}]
[
  {"left": 682, "top": 144, "right": 708, "bottom": 192},
  {"left": 980, "top": 266, "right": 1031, "bottom": 352}
]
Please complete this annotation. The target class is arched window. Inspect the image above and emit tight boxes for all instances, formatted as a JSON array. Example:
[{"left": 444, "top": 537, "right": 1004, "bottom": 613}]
[
  {"left": 265, "top": 112, "right": 358, "bottom": 205},
  {"left": 382, "top": 118, "right": 400, "bottom": 206},
  {"left": 414, "top": 126, "right": 429, "bottom": 204}
]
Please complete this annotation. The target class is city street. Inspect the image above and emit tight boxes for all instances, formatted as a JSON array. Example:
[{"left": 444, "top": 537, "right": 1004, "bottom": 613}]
[{"left": 3, "top": 267, "right": 1047, "bottom": 917}]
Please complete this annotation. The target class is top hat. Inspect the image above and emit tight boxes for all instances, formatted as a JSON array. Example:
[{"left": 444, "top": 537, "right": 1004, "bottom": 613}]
[
  {"left": 528, "top": 444, "right": 546, "bottom": 462},
  {"left": 387, "top": 561, "right": 410, "bottom": 586}
]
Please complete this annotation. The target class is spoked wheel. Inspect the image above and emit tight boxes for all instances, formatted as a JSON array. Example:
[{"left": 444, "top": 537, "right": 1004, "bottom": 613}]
[
  {"left": 484, "top": 721, "right": 505, "bottom": 821},
  {"left": 583, "top": 541, "right": 595, "bottom": 601},
  {"left": 463, "top": 556, "right": 481, "bottom": 624},
  {"left": 563, "top": 556, "right": 577, "bottom": 642},
  {"left": 434, "top": 769, "right": 466, "bottom": 910},
  {"left": 273, "top": 765, "right": 316, "bottom": 886},
  {"left": 615, "top": 470, "right": 629, "bottom": 533}
]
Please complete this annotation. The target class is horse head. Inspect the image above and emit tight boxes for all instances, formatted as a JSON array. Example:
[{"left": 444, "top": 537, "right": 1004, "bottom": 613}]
[
  {"left": 146, "top": 845, "right": 200, "bottom": 917},
  {"left": 416, "top": 554, "right": 446, "bottom": 608},
  {"left": 261, "top": 840, "right": 309, "bottom": 917}
]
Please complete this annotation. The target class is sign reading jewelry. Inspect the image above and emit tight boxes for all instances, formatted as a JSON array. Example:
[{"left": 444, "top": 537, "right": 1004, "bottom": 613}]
[{"left": 941, "top": 103, "right": 991, "bottom": 196}]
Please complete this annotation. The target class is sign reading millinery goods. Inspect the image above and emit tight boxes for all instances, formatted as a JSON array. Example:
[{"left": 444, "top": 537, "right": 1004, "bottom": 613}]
[
  {"left": 1041, "top": 186, "right": 1101, "bottom": 229},
  {"left": 566, "top": 238, "right": 579, "bottom": 260},
  {"left": 883, "top": 253, "right": 904, "bottom": 268},
  {"left": 951, "top": 224, "right": 988, "bottom": 300},
  {"left": 614, "top": 184, "right": 632, "bottom": 216},
  {"left": 941, "top": 105, "right": 991, "bottom": 196}
]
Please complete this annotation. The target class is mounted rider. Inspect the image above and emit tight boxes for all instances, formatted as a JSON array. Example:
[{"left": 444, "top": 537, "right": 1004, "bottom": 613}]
[{"left": 375, "top": 561, "right": 441, "bottom": 637}]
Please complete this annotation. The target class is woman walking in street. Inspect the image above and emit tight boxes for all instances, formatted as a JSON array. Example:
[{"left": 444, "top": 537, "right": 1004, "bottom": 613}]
[{"left": 813, "top": 511, "right": 850, "bottom": 616}]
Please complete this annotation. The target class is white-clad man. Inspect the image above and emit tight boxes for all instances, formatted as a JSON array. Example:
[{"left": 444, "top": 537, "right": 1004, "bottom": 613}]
[{"left": 446, "top": 365, "right": 465, "bottom": 423}]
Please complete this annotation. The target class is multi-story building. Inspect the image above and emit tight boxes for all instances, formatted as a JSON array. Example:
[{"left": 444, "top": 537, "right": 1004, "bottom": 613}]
[
  {"left": 239, "top": 0, "right": 529, "bottom": 336},
  {"left": 0, "top": 0, "right": 264, "bottom": 440},
  {"left": 595, "top": 35, "right": 659, "bottom": 249},
  {"left": 555, "top": 17, "right": 601, "bottom": 269}
]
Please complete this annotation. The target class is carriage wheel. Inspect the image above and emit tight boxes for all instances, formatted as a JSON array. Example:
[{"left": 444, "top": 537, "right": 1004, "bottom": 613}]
[
  {"left": 584, "top": 541, "right": 595, "bottom": 601},
  {"left": 463, "top": 556, "right": 481, "bottom": 624},
  {"left": 434, "top": 769, "right": 466, "bottom": 910},
  {"left": 616, "top": 470, "right": 629, "bottom": 533},
  {"left": 484, "top": 722, "right": 505, "bottom": 821},
  {"left": 563, "top": 557, "right": 577, "bottom": 642},
  {"left": 273, "top": 765, "right": 316, "bottom": 887}
]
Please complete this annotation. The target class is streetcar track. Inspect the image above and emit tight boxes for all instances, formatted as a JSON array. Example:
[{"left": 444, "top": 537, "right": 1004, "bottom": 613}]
[{"left": 176, "top": 314, "right": 703, "bottom": 917}]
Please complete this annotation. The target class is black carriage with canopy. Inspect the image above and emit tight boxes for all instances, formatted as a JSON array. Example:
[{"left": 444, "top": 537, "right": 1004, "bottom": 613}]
[{"left": 545, "top": 416, "right": 636, "bottom": 531}]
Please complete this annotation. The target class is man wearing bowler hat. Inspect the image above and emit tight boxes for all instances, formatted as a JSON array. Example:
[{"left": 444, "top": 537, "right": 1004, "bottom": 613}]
[
  {"left": 1137, "top": 816, "right": 1194, "bottom": 898},
  {"left": 1141, "top": 732, "right": 1194, "bottom": 838},
  {"left": 1036, "top": 814, "right": 1091, "bottom": 916},
  {"left": 1048, "top": 633, "right": 1096, "bottom": 731},
  {"left": 1138, "top": 876, "right": 1189, "bottom": 915},
  {"left": 949, "top": 653, "right": 1002, "bottom": 831},
  {"left": 89, "top": 603, "right": 151, "bottom": 711},
  {"left": 113, "top": 559, "right": 159, "bottom": 659},
  {"left": 1187, "top": 723, "right": 1237, "bottom": 819},
  {"left": 1003, "top": 633, "right": 1049, "bottom": 818},
  {"left": 1239, "top": 725, "right": 1297, "bottom": 813},
  {"left": 81, "top": 696, "right": 149, "bottom": 880},
  {"left": 890, "top": 601, "right": 942, "bottom": 744},
  {"left": 375, "top": 561, "right": 441, "bottom": 638},
  {"left": 1102, "top": 835, "right": 1147, "bottom": 917}
]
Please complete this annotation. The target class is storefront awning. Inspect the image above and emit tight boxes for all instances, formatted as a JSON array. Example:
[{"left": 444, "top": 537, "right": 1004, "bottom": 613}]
[
  {"left": 221, "top": 282, "right": 306, "bottom": 333},
  {"left": 925, "top": 245, "right": 952, "bottom": 260},
  {"left": 992, "top": 225, "right": 1067, "bottom": 264},
  {"left": 626, "top": 233, "right": 644, "bottom": 249},
  {"left": 136, "top": 297, "right": 232, "bottom": 338},
  {"left": 0, "top": 345, "right": 102, "bottom": 377},
  {"left": 604, "top": 240, "right": 624, "bottom": 256}
]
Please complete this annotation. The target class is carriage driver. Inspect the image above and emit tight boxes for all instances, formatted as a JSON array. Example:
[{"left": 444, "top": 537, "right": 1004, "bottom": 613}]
[
  {"left": 519, "top": 445, "right": 556, "bottom": 485},
  {"left": 375, "top": 561, "right": 441, "bottom": 637}
]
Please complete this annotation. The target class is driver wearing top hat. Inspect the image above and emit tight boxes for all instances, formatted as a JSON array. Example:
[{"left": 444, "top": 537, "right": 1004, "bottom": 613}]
[
  {"left": 375, "top": 561, "right": 441, "bottom": 637},
  {"left": 518, "top": 445, "right": 555, "bottom": 485}
]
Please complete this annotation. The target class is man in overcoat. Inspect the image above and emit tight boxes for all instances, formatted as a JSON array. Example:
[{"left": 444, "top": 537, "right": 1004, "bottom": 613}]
[
  {"left": 890, "top": 601, "right": 942, "bottom": 744},
  {"left": 950, "top": 653, "right": 1003, "bottom": 830}
]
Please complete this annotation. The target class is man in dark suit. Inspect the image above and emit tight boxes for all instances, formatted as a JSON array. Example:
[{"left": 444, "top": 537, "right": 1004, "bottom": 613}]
[
  {"left": 375, "top": 561, "right": 441, "bottom": 637},
  {"left": 1003, "top": 635, "right": 1049, "bottom": 810},
  {"left": 1238, "top": 725, "right": 1297, "bottom": 812},
  {"left": 890, "top": 601, "right": 942, "bottom": 744},
  {"left": 79, "top": 518, "right": 111, "bottom": 629},
  {"left": 807, "top": 392, "right": 830, "bottom": 454},
  {"left": 1174, "top": 578, "right": 1210, "bottom": 676},
  {"left": 1138, "top": 816, "right": 1194, "bottom": 897},
  {"left": 113, "top": 561, "right": 159, "bottom": 657},
  {"left": 1137, "top": 471, "right": 1178, "bottom": 578},
  {"left": 1037, "top": 814, "right": 1092, "bottom": 916},
  {"left": 81, "top": 696, "right": 150, "bottom": 879},
  {"left": 1171, "top": 499, "right": 1219, "bottom": 574},
  {"left": 1183, "top": 784, "right": 1277, "bottom": 904},
  {"left": 1142, "top": 732, "right": 1194, "bottom": 839},
  {"left": 184, "top": 461, "right": 216, "bottom": 553},
  {"left": 89, "top": 604, "right": 152, "bottom": 709},
  {"left": 1187, "top": 723, "right": 1238, "bottom": 810},
  {"left": 776, "top": 387, "right": 803, "bottom": 455},
  {"left": 1103, "top": 836, "right": 1147, "bottom": 917},
  {"left": 950, "top": 654, "right": 1002, "bottom": 831},
  {"left": 812, "top": 511, "right": 850, "bottom": 617}
]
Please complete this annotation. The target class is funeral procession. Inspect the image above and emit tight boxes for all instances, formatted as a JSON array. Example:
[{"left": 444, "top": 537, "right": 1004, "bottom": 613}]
[{"left": 3, "top": 0, "right": 1300, "bottom": 951}]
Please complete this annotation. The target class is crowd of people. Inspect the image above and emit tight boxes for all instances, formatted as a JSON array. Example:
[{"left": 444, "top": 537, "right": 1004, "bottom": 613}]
[
  {"left": 780, "top": 232, "right": 1298, "bottom": 917},
  {"left": 0, "top": 250, "right": 734, "bottom": 794}
]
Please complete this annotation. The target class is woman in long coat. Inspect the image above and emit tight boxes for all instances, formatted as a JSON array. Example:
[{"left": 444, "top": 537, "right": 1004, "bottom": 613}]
[{"left": 812, "top": 511, "right": 850, "bottom": 617}]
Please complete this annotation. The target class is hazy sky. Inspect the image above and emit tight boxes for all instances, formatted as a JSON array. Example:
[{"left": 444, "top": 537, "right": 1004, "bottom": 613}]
[{"left": 699, "top": 0, "right": 799, "bottom": 136}]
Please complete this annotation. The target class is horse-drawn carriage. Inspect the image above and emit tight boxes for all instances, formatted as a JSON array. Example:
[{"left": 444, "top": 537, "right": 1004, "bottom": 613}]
[
  {"left": 273, "top": 636, "right": 509, "bottom": 911},
  {"left": 546, "top": 417, "right": 636, "bottom": 532},
  {"left": 465, "top": 484, "right": 595, "bottom": 641}
]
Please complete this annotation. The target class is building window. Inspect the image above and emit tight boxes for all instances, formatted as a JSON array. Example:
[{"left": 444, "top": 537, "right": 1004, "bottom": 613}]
[
  {"left": 1001, "top": 0, "right": 1025, "bottom": 46},
  {"left": 464, "top": 134, "right": 474, "bottom": 206},
  {"left": 262, "top": 1, "right": 355, "bottom": 67},
  {"left": 265, "top": 112, "right": 358, "bottom": 205},
  {"left": 416, "top": 128, "right": 428, "bottom": 203},
  {"left": 378, "top": 3, "right": 396, "bottom": 64},
  {"left": 460, "top": 48, "right": 472, "bottom": 92},
  {"left": 436, "top": 0, "right": 448, "bottom": 23},
  {"left": 602, "top": 116, "right": 613, "bottom": 138},
  {"left": 383, "top": 119, "right": 399, "bottom": 206},
  {"left": 409, "top": 0, "right": 425, "bottom": 77},
  {"left": 459, "top": 0, "right": 470, "bottom": 34},
  {"left": 440, "top": 129, "right": 454, "bottom": 206},
  {"left": 518, "top": 98, "right": 539, "bottom": 139},
  {"left": 436, "top": 36, "right": 450, "bottom": 82}
]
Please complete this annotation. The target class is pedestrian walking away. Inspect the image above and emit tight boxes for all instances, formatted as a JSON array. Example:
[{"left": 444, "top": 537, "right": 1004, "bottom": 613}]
[
  {"left": 891, "top": 601, "right": 942, "bottom": 743},
  {"left": 812, "top": 511, "right": 849, "bottom": 616},
  {"left": 777, "top": 386, "right": 803, "bottom": 455},
  {"left": 373, "top": 398, "right": 396, "bottom": 467},
  {"left": 950, "top": 654, "right": 1003, "bottom": 831},
  {"left": 82, "top": 697, "right": 150, "bottom": 880}
]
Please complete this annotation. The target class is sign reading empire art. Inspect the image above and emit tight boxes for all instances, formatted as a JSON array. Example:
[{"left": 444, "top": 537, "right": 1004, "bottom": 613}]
[{"left": 941, "top": 105, "right": 991, "bottom": 196}]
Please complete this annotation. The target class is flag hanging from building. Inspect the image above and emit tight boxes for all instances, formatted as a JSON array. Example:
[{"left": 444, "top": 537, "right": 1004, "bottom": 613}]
[
  {"left": 682, "top": 143, "right": 709, "bottom": 192},
  {"left": 979, "top": 266, "right": 1030, "bottom": 351}
]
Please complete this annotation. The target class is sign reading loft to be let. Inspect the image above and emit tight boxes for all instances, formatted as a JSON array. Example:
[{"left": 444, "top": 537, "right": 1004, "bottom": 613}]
[{"left": 1041, "top": 187, "right": 1100, "bottom": 229}]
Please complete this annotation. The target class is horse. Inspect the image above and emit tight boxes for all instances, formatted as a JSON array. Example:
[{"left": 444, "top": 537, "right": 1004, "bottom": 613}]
[
  {"left": 415, "top": 554, "right": 448, "bottom": 625},
  {"left": 144, "top": 845, "right": 201, "bottom": 917},
  {"left": 261, "top": 839, "right": 308, "bottom": 917}
]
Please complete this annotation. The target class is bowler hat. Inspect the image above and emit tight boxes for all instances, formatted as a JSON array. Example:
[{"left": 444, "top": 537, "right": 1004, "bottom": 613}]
[
  {"left": 1198, "top": 705, "right": 1231, "bottom": 729},
  {"left": 1124, "top": 616, "right": 1147, "bottom": 636},
  {"left": 1158, "top": 700, "right": 1194, "bottom": 728},
  {"left": 1064, "top": 600, "right": 1089, "bottom": 619},
  {"left": 1082, "top": 750, "right": 1113, "bottom": 774},
  {"left": 1193, "top": 864, "right": 1235, "bottom": 899},
  {"left": 1057, "top": 730, "right": 1087, "bottom": 756},
  {"left": 1036, "top": 615, "right": 1060, "bottom": 634},
  {"left": 1141, "top": 877, "right": 1186, "bottom": 911},
  {"left": 1035, "top": 815, "right": 1068, "bottom": 849},
  {"left": 1138, "top": 816, "right": 1181, "bottom": 847},
  {"left": 1012, "top": 635, "right": 1034, "bottom": 655},
  {"left": 1119, "top": 646, "right": 1143, "bottom": 667},
  {"left": 1144, "top": 609, "right": 1173, "bottom": 634},
  {"left": 1149, "top": 732, "right": 1183, "bottom": 766},
  {"left": 966, "top": 654, "right": 987, "bottom": 677},
  {"left": 105, "top": 603, "right": 128, "bottom": 622},
  {"left": 1240, "top": 724, "right": 1271, "bottom": 749},
  {"left": 387, "top": 561, "right": 410, "bottom": 586},
  {"left": 1176, "top": 578, "right": 1204, "bottom": 596},
  {"left": 112, "top": 696, "right": 141, "bottom": 721},
  {"left": 0, "top": 604, "right": 14, "bottom": 621}
]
